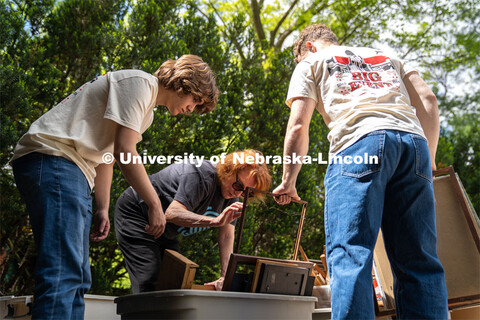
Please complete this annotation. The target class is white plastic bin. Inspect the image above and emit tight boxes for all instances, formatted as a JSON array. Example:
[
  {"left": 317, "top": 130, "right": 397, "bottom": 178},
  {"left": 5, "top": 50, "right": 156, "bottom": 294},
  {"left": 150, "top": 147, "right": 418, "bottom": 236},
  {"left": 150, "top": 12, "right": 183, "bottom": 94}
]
[
  {"left": 0, "top": 294, "right": 120, "bottom": 320},
  {"left": 115, "top": 289, "right": 317, "bottom": 320}
]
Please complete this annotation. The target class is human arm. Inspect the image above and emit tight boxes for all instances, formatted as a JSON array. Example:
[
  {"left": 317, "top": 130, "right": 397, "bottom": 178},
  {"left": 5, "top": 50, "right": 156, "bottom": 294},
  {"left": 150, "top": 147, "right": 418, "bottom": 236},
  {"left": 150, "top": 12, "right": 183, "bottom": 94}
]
[
  {"left": 403, "top": 72, "right": 440, "bottom": 170},
  {"left": 90, "top": 162, "right": 114, "bottom": 241},
  {"left": 166, "top": 200, "right": 240, "bottom": 290},
  {"left": 204, "top": 223, "right": 235, "bottom": 291},
  {"left": 272, "top": 97, "right": 316, "bottom": 203},
  {"left": 114, "top": 125, "right": 165, "bottom": 238},
  {"left": 165, "top": 201, "right": 243, "bottom": 228}
]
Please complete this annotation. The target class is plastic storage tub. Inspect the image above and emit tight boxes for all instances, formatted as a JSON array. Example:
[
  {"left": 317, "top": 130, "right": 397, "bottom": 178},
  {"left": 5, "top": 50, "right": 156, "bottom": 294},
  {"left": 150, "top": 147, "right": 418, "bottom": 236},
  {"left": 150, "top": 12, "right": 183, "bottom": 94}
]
[
  {"left": 115, "top": 289, "right": 317, "bottom": 320},
  {"left": 0, "top": 294, "right": 119, "bottom": 319}
]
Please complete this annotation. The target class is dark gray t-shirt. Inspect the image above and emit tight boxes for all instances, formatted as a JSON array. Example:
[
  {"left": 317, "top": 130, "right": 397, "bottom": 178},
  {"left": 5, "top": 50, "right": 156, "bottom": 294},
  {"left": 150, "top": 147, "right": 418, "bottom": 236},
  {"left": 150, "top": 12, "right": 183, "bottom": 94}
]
[{"left": 144, "top": 160, "right": 238, "bottom": 239}]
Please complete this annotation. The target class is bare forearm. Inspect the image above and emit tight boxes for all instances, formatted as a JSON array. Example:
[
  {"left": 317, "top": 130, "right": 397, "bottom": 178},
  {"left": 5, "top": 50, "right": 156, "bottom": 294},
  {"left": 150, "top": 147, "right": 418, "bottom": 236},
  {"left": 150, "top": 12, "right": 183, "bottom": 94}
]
[
  {"left": 404, "top": 72, "right": 440, "bottom": 167},
  {"left": 218, "top": 225, "right": 235, "bottom": 277},
  {"left": 114, "top": 124, "right": 165, "bottom": 237},
  {"left": 94, "top": 163, "right": 114, "bottom": 210},
  {"left": 282, "top": 124, "right": 309, "bottom": 186},
  {"left": 416, "top": 99, "right": 439, "bottom": 163},
  {"left": 165, "top": 205, "right": 216, "bottom": 227},
  {"left": 281, "top": 98, "right": 315, "bottom": 187},
  {"left": 166, "top": 201, "right": 242, "bottom": 228},
  {"left": 115, "top": 151, "right": 162, "bottom": 210}
]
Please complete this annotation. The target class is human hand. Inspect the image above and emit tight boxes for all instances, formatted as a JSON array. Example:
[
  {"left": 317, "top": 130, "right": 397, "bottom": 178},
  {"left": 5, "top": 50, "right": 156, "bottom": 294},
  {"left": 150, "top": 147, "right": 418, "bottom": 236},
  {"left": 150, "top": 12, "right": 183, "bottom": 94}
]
[
  {"left": 272, "top": 183, "right": 300, "bottom": 205},
  {"left": 90, "top": 209, "right": 111, "bottom": 242},
  {"left": 145, "top": 206, "right": 166, "bottom": 239},
  {"left": 212, "top": 202, "right": 243, "bottom": 227},
  {"left": 204, "top": 276, "right": 224, "bottom": 291}
]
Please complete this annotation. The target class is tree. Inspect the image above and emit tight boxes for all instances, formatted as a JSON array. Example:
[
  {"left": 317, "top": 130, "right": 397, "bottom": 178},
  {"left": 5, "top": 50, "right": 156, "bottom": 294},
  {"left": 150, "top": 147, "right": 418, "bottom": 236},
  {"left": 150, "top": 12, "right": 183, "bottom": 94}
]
[
  {"left": 1, "top": 0, "right": 58, "bottom": 295},
  {"left": 1, "top": 0, "right": 478, "bottom": 296},
  {"left": 200, "top": 0, "right": 480, "bottom": 211}
]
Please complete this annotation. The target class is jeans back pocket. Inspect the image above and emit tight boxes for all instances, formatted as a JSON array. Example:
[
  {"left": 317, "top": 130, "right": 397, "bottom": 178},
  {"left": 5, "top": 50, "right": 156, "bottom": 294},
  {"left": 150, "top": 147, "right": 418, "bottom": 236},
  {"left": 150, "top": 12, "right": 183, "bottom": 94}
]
[
  {"left": 410, "top": 134, "right": 433, "bottom": 183},
  {"left": 340, "top": 131, "right": 385, "bottom": 178}
]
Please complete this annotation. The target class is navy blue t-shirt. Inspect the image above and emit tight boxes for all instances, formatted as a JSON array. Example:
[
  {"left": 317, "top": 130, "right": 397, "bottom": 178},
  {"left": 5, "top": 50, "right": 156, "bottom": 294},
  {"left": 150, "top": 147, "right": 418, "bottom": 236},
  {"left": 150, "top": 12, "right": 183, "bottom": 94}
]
[{"left": 144, "top": 161, "right": 238, "bottom": 239}]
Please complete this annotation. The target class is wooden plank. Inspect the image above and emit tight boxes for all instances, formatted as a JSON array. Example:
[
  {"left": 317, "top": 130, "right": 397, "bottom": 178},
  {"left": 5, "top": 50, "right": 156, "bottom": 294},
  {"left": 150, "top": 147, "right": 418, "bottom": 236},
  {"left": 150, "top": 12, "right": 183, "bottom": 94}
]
[
  {"left": 156, "top": 250, "right": 199, "bottom": 290},
  {"left": 191, "top": 284, "right": 215, "bottom": 291},
  {"left": 373, "top": 167, "right": 480, "bottom": 315}
]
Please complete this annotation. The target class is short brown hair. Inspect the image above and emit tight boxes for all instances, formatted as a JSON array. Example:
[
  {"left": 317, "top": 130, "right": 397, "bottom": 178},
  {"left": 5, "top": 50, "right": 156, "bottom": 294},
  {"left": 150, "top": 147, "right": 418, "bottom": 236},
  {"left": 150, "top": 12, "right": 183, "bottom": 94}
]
[
  {"left": 293, "top": 24, "right": 338, "bottom": 63},
  {"left": 155, "top": 55, "right": 219, "bottom": 114},
  {"left": 216, "top": 149, "right": 272, "bottom": 201}
]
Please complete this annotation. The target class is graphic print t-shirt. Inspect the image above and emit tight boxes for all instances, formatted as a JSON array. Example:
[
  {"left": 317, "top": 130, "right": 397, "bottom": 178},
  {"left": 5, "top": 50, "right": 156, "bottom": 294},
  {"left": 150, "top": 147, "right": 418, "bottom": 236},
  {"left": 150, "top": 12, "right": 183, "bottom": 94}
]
[
  {"left": 286, "top": 46, "right": 426, "bottom": 154},
  {"left": 147, "top": 161, "right": 238, "bottom": 239},
  {"left": 11, "top": 70, "right": 158, "bottom": 188}
]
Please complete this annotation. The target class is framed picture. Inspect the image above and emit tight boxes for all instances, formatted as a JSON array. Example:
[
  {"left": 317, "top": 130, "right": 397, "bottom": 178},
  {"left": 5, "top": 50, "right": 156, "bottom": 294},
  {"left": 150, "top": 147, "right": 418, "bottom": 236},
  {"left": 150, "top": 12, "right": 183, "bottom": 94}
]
[
  {"left": 222, "top": 253, "right": 314, "bottom": 293},
  {"left": 374, "top": 166, "right": 480, "bottom": 316}
]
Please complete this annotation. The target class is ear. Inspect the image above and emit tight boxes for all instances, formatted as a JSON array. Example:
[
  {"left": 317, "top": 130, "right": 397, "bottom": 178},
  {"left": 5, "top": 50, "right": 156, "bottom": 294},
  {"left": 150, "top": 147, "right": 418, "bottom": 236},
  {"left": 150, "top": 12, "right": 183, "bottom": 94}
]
[{"left": 305, "top": 41, "right": 317, "bottom": 53}]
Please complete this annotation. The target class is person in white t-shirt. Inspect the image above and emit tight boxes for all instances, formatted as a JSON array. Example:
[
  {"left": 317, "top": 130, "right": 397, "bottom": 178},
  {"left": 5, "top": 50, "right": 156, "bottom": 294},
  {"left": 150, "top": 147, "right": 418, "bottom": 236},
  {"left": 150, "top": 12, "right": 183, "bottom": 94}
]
[
  {"left": 10, "top": 54, "right": 218, "bottom": 319},
  {"left": 273, "top": 24, "right": 448, "bottom": 319}
]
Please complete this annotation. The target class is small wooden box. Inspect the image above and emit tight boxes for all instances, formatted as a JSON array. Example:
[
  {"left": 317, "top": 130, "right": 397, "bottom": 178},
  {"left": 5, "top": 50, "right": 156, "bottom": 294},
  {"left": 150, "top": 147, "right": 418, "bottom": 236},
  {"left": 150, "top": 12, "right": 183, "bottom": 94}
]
[{"left": 156, "top": 249, "right": 199, "bottom": 290}]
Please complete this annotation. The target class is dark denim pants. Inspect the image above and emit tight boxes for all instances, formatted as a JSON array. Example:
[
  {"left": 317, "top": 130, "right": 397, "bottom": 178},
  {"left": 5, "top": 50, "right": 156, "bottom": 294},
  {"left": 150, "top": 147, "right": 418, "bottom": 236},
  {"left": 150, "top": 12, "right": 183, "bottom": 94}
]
[
  {"left": 324, "top": 130, "right": 448, "bottom": 319},
  {"left": 12, "top": 153, "right": 92, "bottom": 320}
]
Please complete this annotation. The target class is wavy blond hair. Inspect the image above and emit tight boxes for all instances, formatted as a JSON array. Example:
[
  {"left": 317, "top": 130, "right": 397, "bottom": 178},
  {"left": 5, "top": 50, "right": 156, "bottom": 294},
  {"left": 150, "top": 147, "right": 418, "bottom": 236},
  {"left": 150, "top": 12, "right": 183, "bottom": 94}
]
[
  {"left": 154, "top": 55, "right": 219, "bottom": 114},
  {"left": 216, "top": 149, "right": 272, "bottom": 201}
]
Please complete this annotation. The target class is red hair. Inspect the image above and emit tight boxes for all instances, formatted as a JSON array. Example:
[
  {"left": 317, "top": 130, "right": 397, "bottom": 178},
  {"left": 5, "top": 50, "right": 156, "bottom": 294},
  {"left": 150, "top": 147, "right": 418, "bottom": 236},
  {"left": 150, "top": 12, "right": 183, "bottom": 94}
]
[{"left": 216, "top": 150, "right": 272, "bottom": 201}]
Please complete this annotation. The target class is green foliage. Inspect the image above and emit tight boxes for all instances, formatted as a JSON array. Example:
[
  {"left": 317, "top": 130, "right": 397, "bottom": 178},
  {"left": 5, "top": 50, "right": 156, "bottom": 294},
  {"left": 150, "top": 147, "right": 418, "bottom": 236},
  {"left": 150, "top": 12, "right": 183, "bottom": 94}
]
[
  {"left": 1, "top": 0, "right": 478, "bottom": 296},
  {"left": 436, "top": 89, "right": 480, "bottom": 212}
]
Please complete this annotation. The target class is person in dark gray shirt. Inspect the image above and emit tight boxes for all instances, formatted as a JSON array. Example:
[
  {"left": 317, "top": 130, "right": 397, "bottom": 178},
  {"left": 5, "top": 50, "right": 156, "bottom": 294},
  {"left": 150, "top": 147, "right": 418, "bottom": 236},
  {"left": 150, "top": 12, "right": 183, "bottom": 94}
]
[{"left": 115, "top": 150, "right": 271, "bottom": 292}]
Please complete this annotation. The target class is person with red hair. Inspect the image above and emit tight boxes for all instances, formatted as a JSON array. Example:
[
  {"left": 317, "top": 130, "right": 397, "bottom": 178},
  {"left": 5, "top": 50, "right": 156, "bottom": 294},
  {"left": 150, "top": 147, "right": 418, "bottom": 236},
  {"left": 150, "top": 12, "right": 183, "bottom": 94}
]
[{"left": 115, "top": 149, "right": 271, "bottom": 292}]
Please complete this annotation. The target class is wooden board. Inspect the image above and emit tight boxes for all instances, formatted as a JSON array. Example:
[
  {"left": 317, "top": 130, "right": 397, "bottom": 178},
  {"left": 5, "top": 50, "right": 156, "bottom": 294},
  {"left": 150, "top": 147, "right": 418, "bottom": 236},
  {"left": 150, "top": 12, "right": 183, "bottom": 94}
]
[
  {"left": 191, "top": 284, "right": 216, "bottom": 291},
  {"left": 374, "top": 167, "right": 480, "bottom": 316},
  {"left": 156, "top": 249, "right": 199, "bottom": 290}
]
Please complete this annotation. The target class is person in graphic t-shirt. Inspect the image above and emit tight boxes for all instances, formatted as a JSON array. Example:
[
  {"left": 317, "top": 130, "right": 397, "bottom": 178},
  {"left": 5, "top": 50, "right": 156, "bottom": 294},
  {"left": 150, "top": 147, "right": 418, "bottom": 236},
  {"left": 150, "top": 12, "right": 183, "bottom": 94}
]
[
  {"left": 272, "top": 24, "right": 448, "bottom": 319},
  {"left": 114, "top": 149, "right": 271, "bottom": 293},
  {"left": 10, "top": 55, "right": 218, "bottom": 319}
]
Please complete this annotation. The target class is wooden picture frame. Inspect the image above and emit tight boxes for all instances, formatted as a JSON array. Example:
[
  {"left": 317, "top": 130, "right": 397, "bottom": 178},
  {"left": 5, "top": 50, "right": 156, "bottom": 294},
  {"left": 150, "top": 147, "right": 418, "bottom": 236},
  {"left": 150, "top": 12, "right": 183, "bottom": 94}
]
[
  {"left": 222, "top": 253, "right": 314, "bottom": 293},
  {"left": 374, "top": 166, "right": 480, "bottom": 317},
  {"left": 233, "top": 187, "right": 308, "bottom": 261},
  {"left": 251, "top": 259, "right": 310, "bottom": 295}
]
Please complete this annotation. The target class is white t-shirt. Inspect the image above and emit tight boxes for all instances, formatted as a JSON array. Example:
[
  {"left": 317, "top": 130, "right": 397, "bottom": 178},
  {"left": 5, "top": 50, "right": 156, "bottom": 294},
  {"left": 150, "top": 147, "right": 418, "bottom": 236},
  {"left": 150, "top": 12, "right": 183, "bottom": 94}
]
[
  {"left": 286, "top": 46, "right": 426, "bottom": 154},
  {"left": 11, "top": 70, "right": 159, "bottom": 188}
]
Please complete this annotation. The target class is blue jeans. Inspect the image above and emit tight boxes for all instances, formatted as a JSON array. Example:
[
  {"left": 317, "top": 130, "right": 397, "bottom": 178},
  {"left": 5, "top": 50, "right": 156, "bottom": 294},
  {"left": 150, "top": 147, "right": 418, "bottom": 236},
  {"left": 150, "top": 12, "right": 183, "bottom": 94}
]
[
  {"left": 12, "top": 153, "right": 92, "bottom": 320},
  {"left": 324, "top": 130, "right": 448, "bottom": 319}
]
